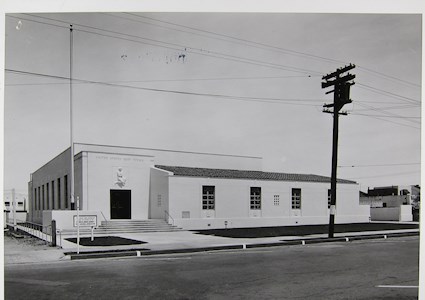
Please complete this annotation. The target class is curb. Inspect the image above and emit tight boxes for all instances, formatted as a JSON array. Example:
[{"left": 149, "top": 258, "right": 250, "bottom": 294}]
[{"left": 68, "top": 231, "right": 419, "bottom": 260}]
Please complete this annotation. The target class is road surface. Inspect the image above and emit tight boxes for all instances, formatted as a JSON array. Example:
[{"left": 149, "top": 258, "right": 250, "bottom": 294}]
[{"left": 5, "top": 236, "right": 419, "bottom": 299}]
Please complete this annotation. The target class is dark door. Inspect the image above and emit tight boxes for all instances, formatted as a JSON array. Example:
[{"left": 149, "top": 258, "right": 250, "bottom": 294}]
[{"left": 110, "top": 190, "right": 131, "bottom": 219}]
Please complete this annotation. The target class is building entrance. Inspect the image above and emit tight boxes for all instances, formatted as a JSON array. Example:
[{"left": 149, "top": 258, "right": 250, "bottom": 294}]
[{"left": 110, "top": 190, "right": 131, "bottom": 219}]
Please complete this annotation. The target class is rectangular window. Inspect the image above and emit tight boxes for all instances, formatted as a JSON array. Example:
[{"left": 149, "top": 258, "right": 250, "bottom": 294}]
[
  {"left": 250, "top": 187, "right": 261, "bottom": 210},
  {"left": 64, "top": 175, "right": 68, "bottom": 209},
  {"left": 57, "top": 178, "right": 61, "bottom": 209},
  {"left": 38, "top": 187, "right": 41, "bottom": 211},
  {"left": 46, "top": 183, "right": 50, "bottom": 210},
  {"left": 18, "top": 202, "right": 23, "bottom": 206},
  {"left": 51, "top": 180, "right": 55, "bottom": 210},
  {"left": 157, "top": 195, "right": 162, "bottom": 207},
  {"left": 328, "top": 189, "right": 332, "bottom": 209},
  {"left": 5, "top": 202, "right": 10, "bottom": 206},
  {"left": 34, "top": 188, "right": 37, "bottom": 210},
  {"left": 292, "top": 188, "right": 301, "bottom": 209},
  {"left": 274, "top": 195, "right": 280, "bottom": 206},
  {"left": 202, "top": 186, "right": 215, "bottom": 210},
  {"left": 42, "top": 185, "right": 45, "bottom": 210}
]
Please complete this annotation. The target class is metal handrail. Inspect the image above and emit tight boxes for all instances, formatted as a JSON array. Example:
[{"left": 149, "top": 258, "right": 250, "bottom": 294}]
[
  {"left": 164, "top": 210, "right": 174, "bottom": 226},
  {"left": 10, "top": 221, "right": 53, "bottom": 244},
  {"left": 100, "top": 211, "right": 107, "bottom": 222}
]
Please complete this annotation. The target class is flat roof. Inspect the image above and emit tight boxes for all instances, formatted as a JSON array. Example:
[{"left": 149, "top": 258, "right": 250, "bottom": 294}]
[{"left": 155, "top": 165, "right": 357, "bottom": 184}]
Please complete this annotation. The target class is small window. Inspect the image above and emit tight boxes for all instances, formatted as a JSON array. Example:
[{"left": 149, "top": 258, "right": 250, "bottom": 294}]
[
  {"left": 250, "top": 187, "right": 261, "bottom": 210},
  {"left": 57, "top": 178, "right": 61, "bottom": 209},
  {"left": 18, "top": 202, "right": 24, "bottom": 206},
  {"left": 64, "top": 175, "right": 68, "bottom": 209},
  {"left": 51, "top": 180, "right": 55, "bottom": 210},
  {"left": 46, "top": 183, "right": 50, "bottom": 210},
  {"left": 202, "top": 186, "right": 215, "bottom": 210},
  {"left": 157, "top": 195, "right": 162, "bottom": 207},
  {"left": 292, "top": 188, "right": 301, "bottom": 209},
  {"left": 274, "top": 195, "right": 280, "bottom": 206},
  {"left": 5, "top": 202, "right": 10, "bottom": 206}
]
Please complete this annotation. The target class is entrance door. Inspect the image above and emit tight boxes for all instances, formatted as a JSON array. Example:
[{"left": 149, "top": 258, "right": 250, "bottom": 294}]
[{"left": 110, "top": 190, "right": 131, "bottom": 219}]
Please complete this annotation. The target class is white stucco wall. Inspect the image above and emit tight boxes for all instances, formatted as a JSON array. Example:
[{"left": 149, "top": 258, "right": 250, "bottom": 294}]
[
  {"left": 166, "top": 176, "right": 368, "bottom": 230},
  {"left": 370, "top": 205, "right": 413, "bottom": 222},
  {"left": 85, "top": 152, "right": 154, "bottom": 220},
  {"left": 43, "top": 210, "right": 105, "bottom": 231},
  {"left": 149, "top": 167, "right": 171, "bottom": 219}
]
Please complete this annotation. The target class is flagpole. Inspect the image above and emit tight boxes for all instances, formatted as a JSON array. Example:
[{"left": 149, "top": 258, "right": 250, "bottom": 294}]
[{"left": 70, "top": 24, "right": 79, "bottom": 253}]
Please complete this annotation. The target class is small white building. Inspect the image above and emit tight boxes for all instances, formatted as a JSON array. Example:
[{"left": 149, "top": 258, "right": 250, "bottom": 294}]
[
  {"left": 360, "top": 185, "right": 415, "bottom": 222},
  {"left": 28, "top": 144, "right": 370, "bottom": 230},
  {"left": 3, "top": 189, "right": 28, "bottom": 226}
]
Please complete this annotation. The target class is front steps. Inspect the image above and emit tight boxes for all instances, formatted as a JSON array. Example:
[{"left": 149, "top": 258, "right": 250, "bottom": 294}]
[{"left": 59, "top": 219, "right": 182, "bottom": 235}]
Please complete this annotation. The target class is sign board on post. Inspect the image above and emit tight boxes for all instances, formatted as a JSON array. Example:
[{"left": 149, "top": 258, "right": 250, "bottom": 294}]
[{"left": 73, "top": 215, "right": 97, "bottom": 227}]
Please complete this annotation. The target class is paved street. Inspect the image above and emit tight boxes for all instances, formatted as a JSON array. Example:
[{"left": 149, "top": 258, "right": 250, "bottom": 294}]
[{"left": 5, "top": 236, "right": 419, "bottom": 299}]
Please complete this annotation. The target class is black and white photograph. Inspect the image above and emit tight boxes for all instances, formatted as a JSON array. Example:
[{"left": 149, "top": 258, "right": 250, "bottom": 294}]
[{"left": 2, "top": 1, "right": 423, "bottom": 299}]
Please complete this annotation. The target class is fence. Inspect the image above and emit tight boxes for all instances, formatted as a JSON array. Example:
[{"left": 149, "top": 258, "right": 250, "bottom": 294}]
[{"left": 6, "top": 220, "right": 53, "bottom": 245}]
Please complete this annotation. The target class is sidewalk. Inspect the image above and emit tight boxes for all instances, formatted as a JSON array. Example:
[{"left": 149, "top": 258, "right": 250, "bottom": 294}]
[
  {"left": 4, "top": 223, "right": 420, "bottom": 263},
  {"left": 4, "top": 233, "right": 69, "bottom": 265}
]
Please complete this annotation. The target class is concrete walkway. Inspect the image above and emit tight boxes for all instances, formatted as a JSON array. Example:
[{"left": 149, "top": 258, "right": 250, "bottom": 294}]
[{"left": 4, "top": 224, "right": 420, "bottom": 263}]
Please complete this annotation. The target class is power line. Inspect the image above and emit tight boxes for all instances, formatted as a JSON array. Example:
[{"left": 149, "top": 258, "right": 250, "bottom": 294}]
[
  {"left": 5, "top": 68, "right": 324, "bottom": 106},
  {"left": 6, "top": 68, "right": 421, "bottom": 130},
  {"left": 11, "top": 14, "right": 420, "bottom": 102},
  {"left": 5, "top": 74, "right": 317, "bottom": 86},
  {"left": 347, "top": 170, "right": 420, "bottom": 180},
  {"left": 357, "top": 66, "right": 421, "bottom": 88},
  {"left": 122, "top": 13, "right": 345, "bottom": 65},
  {"left": 355, "top": 102, "right": 420, "bottom": 125},
  {"left": 350, "top": 113, "right": 420, "bottom": 119},
  {"left": 349, "top": 112, "right": 420, "bottom": 130},
  {"left": 16, "top": 14, "right": 321, "bottom": 76},
  {"left": 351, "top": 104, "right": 419, "bottom": 112},
  {"left": 339, "top": 162, "right": 420, "bottom": 168},
  {"left": 122, "top": 12, "right": 420, "bottom": 88},
  {"left": 357, "top": 82, "right": 420, "bottom": 105}
]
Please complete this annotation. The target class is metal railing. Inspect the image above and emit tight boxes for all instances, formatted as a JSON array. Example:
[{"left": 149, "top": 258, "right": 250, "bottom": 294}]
[
  {"left": 8, "top": 221, "right": 53, "bottom": 245},
  {"left": 164, "top": 210, "right": 175, "bottom": 226},
  {"left": 100, "top": 211, "right": 107, "bottom": 222}
]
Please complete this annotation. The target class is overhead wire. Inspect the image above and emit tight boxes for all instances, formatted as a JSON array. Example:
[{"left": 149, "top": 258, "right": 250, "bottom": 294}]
[
  {"left": 6, "top": 68, "right": 325, "bottom": 106},
  {"left": 11, "top": 14, "right": 420, "bottom": 101},
  {"left": 122, "top": 12, "right": 345, "bottom": 65},
  {"left": 5, "top": 74, "right": 317, "bottom": 86},
  {"left": 16, "top": 14, "right": 321, "bottom": 76},
  {"left": 356, "top": 82, "right": 420, "bottom": 105},
  {"left": 6, "top": 14, "right": 421, "bottom": 129},
  {"left": 354, "top": 102, "right": 420, "bottom": 125},
  {"left": 347, "top": 170, "right": 420, "bottom": 180},
  {"left": 122, "top": 12, "right": 421, "bottom": 88},
  {"left": 339, "top": 162, "right": 420, "bottom": 168}
]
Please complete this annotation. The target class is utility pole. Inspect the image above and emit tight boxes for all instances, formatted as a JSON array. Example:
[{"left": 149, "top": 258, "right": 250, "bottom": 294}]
[{"left": 322, "top": 64, "right": 355, "bottom": 238}]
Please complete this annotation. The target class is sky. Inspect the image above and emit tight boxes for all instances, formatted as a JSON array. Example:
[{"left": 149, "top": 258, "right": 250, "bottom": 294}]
[{"left": 1, "top": 2, "right": 423, "bottom": 195}]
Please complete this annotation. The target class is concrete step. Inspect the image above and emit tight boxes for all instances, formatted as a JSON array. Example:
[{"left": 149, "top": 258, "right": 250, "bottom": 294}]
[{"left": 58, "top": 219, "right": 182, "bottom": 235}]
